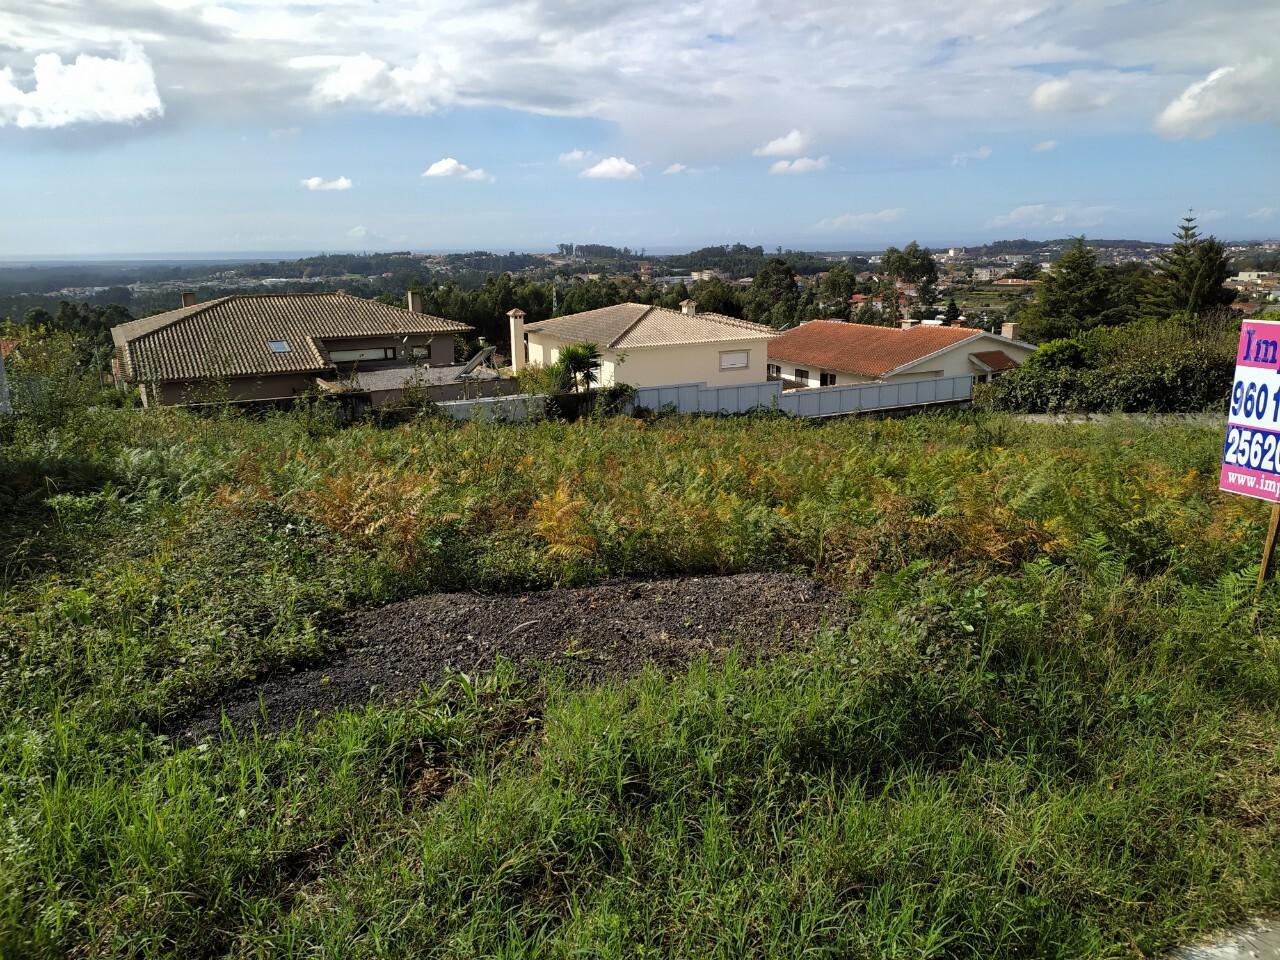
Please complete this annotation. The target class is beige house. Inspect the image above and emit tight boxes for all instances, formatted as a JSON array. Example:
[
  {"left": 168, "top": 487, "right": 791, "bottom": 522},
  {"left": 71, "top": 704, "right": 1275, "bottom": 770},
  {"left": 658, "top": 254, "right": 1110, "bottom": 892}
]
[
  {"left": 768, "top": 319, "right": 1035, "bottom": 388},
  {"left": 111, "top": 291, "right": 496, "bottom": 407},
  {"left": 509, "top": 300, "right": 777, "bottom": 388}
]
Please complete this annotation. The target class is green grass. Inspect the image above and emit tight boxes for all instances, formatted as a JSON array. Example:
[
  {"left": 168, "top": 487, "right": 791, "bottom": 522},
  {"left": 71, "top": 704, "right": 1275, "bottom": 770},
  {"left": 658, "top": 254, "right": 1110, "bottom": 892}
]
[{"left": 2, "top": 406, "right": 1279, "bottom": 957}]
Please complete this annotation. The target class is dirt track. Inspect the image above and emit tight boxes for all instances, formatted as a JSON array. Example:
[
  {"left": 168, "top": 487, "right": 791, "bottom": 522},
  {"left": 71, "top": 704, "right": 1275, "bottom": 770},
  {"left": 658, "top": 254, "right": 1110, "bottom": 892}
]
[{"left": 173, "top": 573, "right": 851, "bottom": 742}]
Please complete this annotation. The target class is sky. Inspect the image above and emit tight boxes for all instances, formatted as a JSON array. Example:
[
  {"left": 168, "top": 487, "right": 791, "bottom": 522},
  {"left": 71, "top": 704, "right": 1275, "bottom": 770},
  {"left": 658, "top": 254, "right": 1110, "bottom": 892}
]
[{"left": 1, "top": 0, "right": 1278, "bottom": 257}]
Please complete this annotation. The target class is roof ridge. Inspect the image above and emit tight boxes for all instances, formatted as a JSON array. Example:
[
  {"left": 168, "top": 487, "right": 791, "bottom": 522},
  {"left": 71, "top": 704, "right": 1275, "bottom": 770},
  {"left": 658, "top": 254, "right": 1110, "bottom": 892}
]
[{"left": 608, "top": 304, "right": 657, "bottom": 348}]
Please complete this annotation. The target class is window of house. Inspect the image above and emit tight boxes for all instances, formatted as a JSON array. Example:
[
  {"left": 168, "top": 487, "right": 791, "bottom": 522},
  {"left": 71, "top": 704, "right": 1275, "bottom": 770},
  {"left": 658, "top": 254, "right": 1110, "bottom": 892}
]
[
  {"left": 766, "top": 363, "right": 781, "bottom": 379},
  {"left": 329, "top": 346, "right": 397, "bottom": 363},
  {"left": 267, "top": 340, "right": 292, "bottom": 353},
  {"left": 794, "top": 368, "right": 809, "bottom": 383},
  {"left": 820, "top": 371, "right": 837, "bottom": 387},
  {"left": 719, "top": 349, "right": 750, "bottom": 371},
  {"left": 411, "top": 344, "right": 431, "bottom": 359}
]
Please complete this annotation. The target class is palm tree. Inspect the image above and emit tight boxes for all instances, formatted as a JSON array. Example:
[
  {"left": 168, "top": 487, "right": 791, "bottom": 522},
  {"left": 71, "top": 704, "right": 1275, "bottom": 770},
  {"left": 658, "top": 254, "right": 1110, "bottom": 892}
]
[{"left": 557, "top": 342, "right": 601, "bottom": 393}]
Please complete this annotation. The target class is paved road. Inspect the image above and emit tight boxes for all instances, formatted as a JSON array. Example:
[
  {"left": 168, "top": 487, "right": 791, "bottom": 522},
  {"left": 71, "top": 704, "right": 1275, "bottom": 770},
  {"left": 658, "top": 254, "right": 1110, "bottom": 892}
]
[
  {"left": 1017, "top": 412, "right": 1221, "bottom": 426},
  {"left": 1173, "top": 920, "right": 1280, "bottom": 959}
]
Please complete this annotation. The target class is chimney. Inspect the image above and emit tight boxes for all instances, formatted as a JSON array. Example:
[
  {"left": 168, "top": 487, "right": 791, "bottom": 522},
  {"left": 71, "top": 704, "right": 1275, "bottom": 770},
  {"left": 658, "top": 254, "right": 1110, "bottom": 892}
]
[
  {"left": 900, "top": 318, "right": 918, "bottom": 330},
  {"left": 680, "top": 299, "right": 698, "bottom": 316},
  {"left": 180, "top": 291, "right": 197, "bottom": 308},
  {"left": 406, "top": 290, "right": 425, "bottom": 314},
  {"left": 507, "top": 308, "right": 527, "bottom": 372},
  {"left": 1001, "top": 321, "right": 1020, "bottom": 340}
]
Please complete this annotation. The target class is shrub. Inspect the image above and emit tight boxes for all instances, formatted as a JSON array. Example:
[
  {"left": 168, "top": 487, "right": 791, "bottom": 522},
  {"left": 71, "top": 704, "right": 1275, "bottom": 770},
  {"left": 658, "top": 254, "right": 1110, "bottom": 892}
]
[{"left": 986, "top": 313, "right": 1236, "bottom": 413}]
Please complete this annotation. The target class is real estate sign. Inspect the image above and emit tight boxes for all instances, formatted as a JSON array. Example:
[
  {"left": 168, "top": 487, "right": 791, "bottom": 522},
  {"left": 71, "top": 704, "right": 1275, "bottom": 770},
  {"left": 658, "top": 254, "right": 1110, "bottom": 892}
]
[{"left": 1220, "top": 319, "right": 1280, "bottom": 503}]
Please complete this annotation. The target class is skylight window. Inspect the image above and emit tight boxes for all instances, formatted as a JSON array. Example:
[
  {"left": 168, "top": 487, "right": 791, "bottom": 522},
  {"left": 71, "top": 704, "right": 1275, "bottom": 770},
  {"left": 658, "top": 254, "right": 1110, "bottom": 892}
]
[{"left": 267, "top": 340, "right": 292, "bottom": 353}]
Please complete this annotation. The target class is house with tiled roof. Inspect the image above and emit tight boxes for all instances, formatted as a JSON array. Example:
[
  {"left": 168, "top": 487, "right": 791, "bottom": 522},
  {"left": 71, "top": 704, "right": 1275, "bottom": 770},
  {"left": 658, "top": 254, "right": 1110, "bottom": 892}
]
[
  {"left": 508, "top": 299, "right": 778, "bottom": 388},
  {"left": 767, "top": 319, "right": 1035, "bottom": 389},
  {"left": 111, "top": 291, "right": 499, "bottom": 407}
]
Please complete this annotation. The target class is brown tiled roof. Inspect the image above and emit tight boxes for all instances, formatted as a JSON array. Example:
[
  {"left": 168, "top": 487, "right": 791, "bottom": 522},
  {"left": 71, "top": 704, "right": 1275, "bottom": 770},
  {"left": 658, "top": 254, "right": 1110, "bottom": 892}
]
[
  {"left": 111, "top": 293, "right": 471, "bottom": 383},
  {"left": 970, "top": 349, "right": 1021, "bottom": 372},
  {"left": 768, "top": 320, "right": 981, "bottom": 378},
  {"left": 523, "top": 302, "right": 776, "bottom": 349}
]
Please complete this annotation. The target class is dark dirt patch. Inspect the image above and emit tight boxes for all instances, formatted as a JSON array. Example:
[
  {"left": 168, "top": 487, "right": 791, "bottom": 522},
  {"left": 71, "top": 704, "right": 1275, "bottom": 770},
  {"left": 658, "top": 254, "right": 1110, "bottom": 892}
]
[{"left": 172, "top": 573, "right": 851, "bottom": 742}]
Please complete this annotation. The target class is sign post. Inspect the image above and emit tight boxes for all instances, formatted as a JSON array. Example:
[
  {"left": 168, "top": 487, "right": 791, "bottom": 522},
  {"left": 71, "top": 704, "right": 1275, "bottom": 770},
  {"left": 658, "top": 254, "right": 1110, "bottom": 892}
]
[{"left": 1217, "top": 319, "right": 1280, "bottom": 591}]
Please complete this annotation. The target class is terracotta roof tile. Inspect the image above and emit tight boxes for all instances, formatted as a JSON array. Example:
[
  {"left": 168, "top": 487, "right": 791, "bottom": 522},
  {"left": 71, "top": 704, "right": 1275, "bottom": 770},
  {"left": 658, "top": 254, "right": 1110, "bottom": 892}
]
[
  {"left": 767, "top": 320, "right": 981, "bottom": 378},
  {"left": 111, "top": 293, "right": 471, "bottom": 383},
  {"left": 970, "top": 349, "right": 1021, "bottom": 372},
  {"left": 524, "top": 302, "right": 776, "bottom": 349}
]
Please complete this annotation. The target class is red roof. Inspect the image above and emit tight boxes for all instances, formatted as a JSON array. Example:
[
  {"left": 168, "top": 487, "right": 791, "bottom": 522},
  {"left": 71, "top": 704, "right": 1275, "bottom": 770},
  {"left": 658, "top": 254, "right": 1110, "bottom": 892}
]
[
  {"left": 768, "top": 320, "right": 981, "bottom": 378},
  {"left": 970, "top": 349, "right": 1021, "bottom": 372}
]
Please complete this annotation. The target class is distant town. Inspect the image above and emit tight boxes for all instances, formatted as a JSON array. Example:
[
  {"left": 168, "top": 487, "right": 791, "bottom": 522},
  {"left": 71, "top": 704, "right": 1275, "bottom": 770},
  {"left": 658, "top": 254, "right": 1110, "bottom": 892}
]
[{"left": 4, "top": 236, "right": 1279, "bottom": 325}]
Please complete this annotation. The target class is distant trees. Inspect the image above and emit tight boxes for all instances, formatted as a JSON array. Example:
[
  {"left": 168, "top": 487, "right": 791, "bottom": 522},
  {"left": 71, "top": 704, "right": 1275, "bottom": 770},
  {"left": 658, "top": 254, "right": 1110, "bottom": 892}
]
[
  {"left": 881, "top": 242, "right": 939, "bottom": 322},
  {"left": 1006, "top": 261, "right": 1042, "bottom": 280},
  {"left": 982, "top": 214, "right": 1239, "bottom": 413},
  {"left": 1017, "top": 239, "right": 1130, "bottom": 342},
  {"left": 882, "top": 242, "right": 938, "bottom": 288},
  {"left": 945, "top": 298, "right": 961, "bottom": 326},
  {"left": 744, "top": 259, "right": 800, "bottom": 327},
  {"left": 1140, "top": 215, "right": 1234, "bottom": 321},
  {"left": 18, "top": 300, "right": 133, "bottom": 370},
  {"left": 688, "top": 278, "right": 742, "bottom": 317}
]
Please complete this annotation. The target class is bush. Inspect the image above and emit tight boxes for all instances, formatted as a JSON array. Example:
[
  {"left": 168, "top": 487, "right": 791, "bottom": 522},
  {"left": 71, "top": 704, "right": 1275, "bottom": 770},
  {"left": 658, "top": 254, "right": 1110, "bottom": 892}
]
[{"left": 986, "top": 313, "right": 1236, "bottom": 413}]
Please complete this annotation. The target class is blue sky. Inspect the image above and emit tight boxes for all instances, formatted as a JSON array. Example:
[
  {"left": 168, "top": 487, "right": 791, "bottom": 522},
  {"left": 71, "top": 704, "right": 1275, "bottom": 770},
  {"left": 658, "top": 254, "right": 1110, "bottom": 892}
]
[{"left": 1, "top": 0, "right": 1278, "bottom": 257}]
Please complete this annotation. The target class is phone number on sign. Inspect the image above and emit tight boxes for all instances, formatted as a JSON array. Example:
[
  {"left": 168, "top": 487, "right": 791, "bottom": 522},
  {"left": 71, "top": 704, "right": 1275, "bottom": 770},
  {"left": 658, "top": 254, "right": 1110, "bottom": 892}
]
[
  {"left": 1224, "top": 424, "right": 1280, "bottom": 474},
  {"left": 1230, "top": 378, "right": 1280, "bottom": 424}
]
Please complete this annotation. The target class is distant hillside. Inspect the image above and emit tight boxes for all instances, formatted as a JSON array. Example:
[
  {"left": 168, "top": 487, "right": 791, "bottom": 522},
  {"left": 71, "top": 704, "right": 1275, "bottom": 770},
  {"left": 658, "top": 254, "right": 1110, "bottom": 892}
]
[{"left": 966, "top": 238, "right": 1168, "bottom": 257}]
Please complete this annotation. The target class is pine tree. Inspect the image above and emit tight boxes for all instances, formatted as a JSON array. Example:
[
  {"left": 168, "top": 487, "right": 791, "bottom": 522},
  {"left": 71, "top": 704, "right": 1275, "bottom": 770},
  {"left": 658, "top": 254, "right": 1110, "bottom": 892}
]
[
  {"left": 1141, "top": 214, "right": 1234, "bottom": 320},
  {"left": 1018, "top": 238, "right": 1122, "bottom": 342},
  {"left": 944, "top": 298, "right": 961, "bottom": 326}
]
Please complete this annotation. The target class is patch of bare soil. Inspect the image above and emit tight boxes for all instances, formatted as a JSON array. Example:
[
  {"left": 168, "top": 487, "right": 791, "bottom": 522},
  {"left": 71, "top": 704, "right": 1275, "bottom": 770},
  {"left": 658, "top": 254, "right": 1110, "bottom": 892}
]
[{"left": 173, "top": 573, "right": 851, "bottom": 743}]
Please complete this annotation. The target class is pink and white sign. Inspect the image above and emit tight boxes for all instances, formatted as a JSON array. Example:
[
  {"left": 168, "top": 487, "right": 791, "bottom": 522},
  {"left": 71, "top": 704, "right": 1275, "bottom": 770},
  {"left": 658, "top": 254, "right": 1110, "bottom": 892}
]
[{"left": 1220, "top": 320, "right": 1280, "bottom": 503}]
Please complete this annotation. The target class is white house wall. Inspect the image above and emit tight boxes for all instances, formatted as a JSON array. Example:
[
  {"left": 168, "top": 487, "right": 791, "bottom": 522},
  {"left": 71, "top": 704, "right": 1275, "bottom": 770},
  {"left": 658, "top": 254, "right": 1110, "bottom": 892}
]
[{"left": 525, "top": 332, "right": 771, "bottom": 389}]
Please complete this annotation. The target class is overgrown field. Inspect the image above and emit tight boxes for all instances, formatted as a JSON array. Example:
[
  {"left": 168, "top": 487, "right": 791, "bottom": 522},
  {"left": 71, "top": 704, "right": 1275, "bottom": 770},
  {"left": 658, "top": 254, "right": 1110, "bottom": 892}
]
[{"left": 2, "top": 406, "right": 1279, "bottom": 958}]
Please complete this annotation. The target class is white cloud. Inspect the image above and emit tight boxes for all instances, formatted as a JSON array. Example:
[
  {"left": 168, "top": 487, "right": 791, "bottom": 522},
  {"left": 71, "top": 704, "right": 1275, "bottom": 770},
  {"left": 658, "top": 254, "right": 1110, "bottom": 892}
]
[
  {"left": 769, "top": 156, "right": 828, "bottom": 175},
  {"left": 951, "top": 145, "right": 992, "bottom": 166},
  {"left": 1030, "top": 77, "right": 1113, "bottom": 113},
  {"left": 5, "top": 0, "right": 1279, "bottom": 157},
  {"left": 0, "top": 42, "right": 162, "bottom": 129},
  {"left": 1032, "top": 139, "right": 1057, "bottom": 152},
  {"left": 291, "top": 52, "right": 456, "bottom": 113},
  {"left": 753, "top": 129, "right": 809, "bottom": 157},
  {"left": 987, "top": 203, "right": 1112, "bottom": 229},
  {"left": 580, "top": 156, "right": 642, "bottom": 180},
  {"left": 422, "top": 157, "right": 493, "bottom": 181},
  {"left": 558, "top": 149, "right": 592, "bottom": 166},
  {"left": 813, "top": 208, "right": 906, "bottom": 231},
  {"left": 1248, "top": 207, "right": 1276, "bottom": 220},
  {"left": 662, "top": 162, "right": 713, "bottom": 175},
  {"left": 347, "top": 225, "right": 388, "bottom": 242},
  {"left": 1155, "top": 59, "right": 1280, "bottom": 139},
  {"left": 301, "top": 176, "right": 353, "bottom": 191}
]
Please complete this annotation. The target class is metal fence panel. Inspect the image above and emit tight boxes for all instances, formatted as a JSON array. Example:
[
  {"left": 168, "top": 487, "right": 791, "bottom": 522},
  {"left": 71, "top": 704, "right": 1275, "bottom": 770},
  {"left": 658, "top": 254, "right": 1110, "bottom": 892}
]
[
  {"left": 437, "top": 393, "right": 547, "bottom": 422},
  {"left": 626, "top": 374, "right": 974, "bottom": 419}
]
